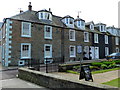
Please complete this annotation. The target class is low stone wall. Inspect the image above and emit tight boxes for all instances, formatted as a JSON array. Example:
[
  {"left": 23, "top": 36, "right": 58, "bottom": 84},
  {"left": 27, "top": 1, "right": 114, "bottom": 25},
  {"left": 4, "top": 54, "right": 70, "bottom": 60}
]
[{"left": 18, "top": 68, "right": 117, "bottom": 90}]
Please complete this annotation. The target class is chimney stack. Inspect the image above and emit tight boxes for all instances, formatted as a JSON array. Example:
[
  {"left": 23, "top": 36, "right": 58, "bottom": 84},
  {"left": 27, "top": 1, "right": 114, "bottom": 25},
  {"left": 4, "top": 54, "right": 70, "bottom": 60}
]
[
  {"left": 49, "top": 8, "right": 51, "bottom": 12},
  {"left": 20, "top": 9, "right": 23, "bottom": 13},
  {"left": 28, "top": 2, "right": 32, "bottom": 11}
]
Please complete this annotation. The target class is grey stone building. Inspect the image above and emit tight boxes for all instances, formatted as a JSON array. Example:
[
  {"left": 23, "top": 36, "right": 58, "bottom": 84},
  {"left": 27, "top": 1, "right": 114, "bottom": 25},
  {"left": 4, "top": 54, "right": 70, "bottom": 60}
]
[{"left": 1, "top": 3, "right": 120, "bottom": 66}]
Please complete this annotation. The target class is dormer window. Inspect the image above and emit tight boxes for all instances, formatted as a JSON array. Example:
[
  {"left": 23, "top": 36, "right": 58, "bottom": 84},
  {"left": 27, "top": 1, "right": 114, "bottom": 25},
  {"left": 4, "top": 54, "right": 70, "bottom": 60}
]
[
  {"left": 70, "top": 18, "right": 73, "bottom": 24},
  {"left": 66, "top": 18, "right": 69, "bottom": 24},
  {"left": 78, "top": 21, "right": 80, "bottom": 26},
  {"left": 41, "top": 13, "right": 43, "bottom": 19},
  {"left": 90, "top": 24, "right": 94, "bottom": 30},
  {"left": 81, "top": 21, "right": 85, "bottom": 26},
  {"left": 96, "top": 24, "right": 106, "bottom": 32},
  {"left": 75, "top": 18, "right": 85, "bottom": 30},
  {"left": 101, "top": 25, "right": 104, "bottom": 31},
  {"left": 62, "top": 15, "right": 74, "bottom": 28},
  {"left": 37, "top": 9, "right": 52, "bottom": 21}
]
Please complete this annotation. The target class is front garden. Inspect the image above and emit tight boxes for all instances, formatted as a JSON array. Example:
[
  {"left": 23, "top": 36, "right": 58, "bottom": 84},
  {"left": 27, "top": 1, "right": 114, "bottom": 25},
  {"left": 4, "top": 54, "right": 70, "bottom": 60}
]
[
  {"left": 102, "top": 78, "right": 120, "bottom": 88},
  {"left": 65, "top": 60, "right": 120, "bottom": 74}
]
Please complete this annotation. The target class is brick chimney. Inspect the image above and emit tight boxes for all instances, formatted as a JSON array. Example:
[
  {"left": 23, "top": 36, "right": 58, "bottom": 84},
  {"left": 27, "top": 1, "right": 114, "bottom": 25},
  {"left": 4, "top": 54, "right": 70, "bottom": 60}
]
[{"left": 28, "top": 2, "right": 32, "bottom": 11}]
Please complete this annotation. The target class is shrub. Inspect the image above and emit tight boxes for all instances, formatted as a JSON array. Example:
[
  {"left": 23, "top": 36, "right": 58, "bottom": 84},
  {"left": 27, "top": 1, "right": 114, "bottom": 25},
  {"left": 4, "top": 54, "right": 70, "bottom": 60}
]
[
  {"left": 101, "top": 61, "right": 115, "bottom": 65},
  {"left": 90, "top": 66, "right": 100, "bottom": 70},
  {"left": 91, "top": 62, "right": 102, "bottom": 67},
  {"left": 108, "top": 63, "right": 116, "bottom": 68},
  {"left": 73, "top": 65, "right": 80, "bottom": 70},
  {"left": 114, "top": 60, "right": 120, "bottom": 64},
  {"left": 101, "top": 64, "right": 108, "bottom": 69}
]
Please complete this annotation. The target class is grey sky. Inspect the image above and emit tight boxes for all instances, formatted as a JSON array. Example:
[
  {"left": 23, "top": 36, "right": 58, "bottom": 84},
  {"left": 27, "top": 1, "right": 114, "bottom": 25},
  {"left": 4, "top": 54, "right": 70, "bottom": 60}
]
[{"left": 0, "top": 0, "right": 119, "bottom": 27}]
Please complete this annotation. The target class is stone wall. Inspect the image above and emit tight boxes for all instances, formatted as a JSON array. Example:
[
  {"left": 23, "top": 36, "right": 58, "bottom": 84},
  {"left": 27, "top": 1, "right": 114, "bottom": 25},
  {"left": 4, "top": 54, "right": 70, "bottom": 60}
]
[{"left": 18, "top": 68, "right": 117, "bottom": 90}]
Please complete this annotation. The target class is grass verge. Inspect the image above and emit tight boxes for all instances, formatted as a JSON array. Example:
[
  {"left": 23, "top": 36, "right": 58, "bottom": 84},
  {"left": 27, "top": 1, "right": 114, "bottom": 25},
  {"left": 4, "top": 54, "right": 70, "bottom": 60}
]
[
  {"left": 102, "top": 78, "right": 120, "bottom": 87},
  {"left": 66, "top": 67, "right": 120, "bottom": 75},
  {"left": 91, "top": 67, "right": 120, "bottom": 74}
]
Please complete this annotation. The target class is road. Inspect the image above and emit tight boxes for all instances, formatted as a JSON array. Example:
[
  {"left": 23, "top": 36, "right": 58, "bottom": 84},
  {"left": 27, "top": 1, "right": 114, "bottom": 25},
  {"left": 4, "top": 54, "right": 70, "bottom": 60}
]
[{"left": 0, "top": 69, "right": 50, "bottom": 89}]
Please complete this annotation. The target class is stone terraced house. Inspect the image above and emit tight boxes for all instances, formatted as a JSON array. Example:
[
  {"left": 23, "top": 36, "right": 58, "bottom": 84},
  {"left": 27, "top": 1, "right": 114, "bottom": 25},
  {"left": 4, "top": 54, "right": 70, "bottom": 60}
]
[{"left": 1, "top": 3, "right": 120, "bottom": 66}]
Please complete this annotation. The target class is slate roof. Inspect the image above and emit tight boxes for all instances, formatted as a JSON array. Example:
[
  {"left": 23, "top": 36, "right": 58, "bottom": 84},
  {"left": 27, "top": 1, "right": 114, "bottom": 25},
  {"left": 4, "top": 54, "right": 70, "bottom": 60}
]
[
  {"left": 10, "top": 10, "right": 65, "bottom": 27},
  {"left": 96, "top": 23, "right": 106, "bottom": 26},
  {"left": 74, "top": 18, "right": 85, "bottom": 22},
  {"left": 9, "top": 10, "right": 105, "bottom": 34},
  {"left": 86, "top": 21, "right": 94, "bottom": 26}
]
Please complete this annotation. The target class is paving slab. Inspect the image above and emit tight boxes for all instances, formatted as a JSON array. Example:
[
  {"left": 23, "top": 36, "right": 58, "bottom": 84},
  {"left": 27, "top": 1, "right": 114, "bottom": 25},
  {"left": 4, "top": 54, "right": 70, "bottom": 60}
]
[
  {"left": 51, "top": 69, "right": 120, "bottom": 84},
  {"left": 1, "top": 78, "right": 50, "bottom": 89}
]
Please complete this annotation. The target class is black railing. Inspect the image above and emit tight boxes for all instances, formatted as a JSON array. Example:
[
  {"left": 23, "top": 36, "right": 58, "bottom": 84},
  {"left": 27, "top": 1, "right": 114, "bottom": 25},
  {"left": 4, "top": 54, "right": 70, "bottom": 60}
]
[{"left": 27, "top": 57, "right": 64, "bottom": 73}]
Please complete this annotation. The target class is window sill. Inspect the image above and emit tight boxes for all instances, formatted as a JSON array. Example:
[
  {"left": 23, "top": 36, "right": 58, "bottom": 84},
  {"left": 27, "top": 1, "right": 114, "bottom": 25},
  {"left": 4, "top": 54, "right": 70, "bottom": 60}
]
[
  {"left": 21, "top": 35, "right": 31, "bottom": 38},
  {"left": 94, "top": 42, "right": 99, "bottom": 43},
  {"left": 84, "top": 41, "right": 89, "bottom": 42},
  {"left": 70, "top": 56, "right": 76, "bottom": 58},
  {"left": 70, "top": 39, "right": 75, "bottom": 41},
  {"left": 21, "top": 57, "right": 31, "bottom": 59},
  {"left": 44, "top": 37, "right": 52, "bottom": 40}
]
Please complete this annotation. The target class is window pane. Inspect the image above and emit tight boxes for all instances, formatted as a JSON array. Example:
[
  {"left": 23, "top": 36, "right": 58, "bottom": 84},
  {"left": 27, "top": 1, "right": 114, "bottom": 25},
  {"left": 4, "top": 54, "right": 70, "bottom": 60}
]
[
  {"left": 21, "top": 44, "right": 30, "bottom": 58},
  {"left": 22, "top": 22, "right": 31, "bottom": 36},
  {"left": 46, "top": 46, "right": 50, "bottom": 51},
  {"left": 69, "top": 30, "right": 75, "bottom": 40},
  {"left": 81, "top": 21, "right": 84, "bottom": 26},
  {"left": 41, "top": 13, "right": 43, "bottom": 18},
  {"left": 70, "top": 46, "right": 75, "bottom": 57},
  {"left": 44, "top": 26, "right": 52, "bottom": 39}
]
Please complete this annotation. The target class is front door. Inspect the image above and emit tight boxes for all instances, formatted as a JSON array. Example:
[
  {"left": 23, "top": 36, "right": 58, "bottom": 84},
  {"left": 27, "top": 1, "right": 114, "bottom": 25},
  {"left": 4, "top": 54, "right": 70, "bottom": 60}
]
[
  {"left": 95, "top": 47, "right": 99, "bottom": 59},
  {"left": 44, "top": 44, "right": 52, "bottom": 63},
  {"left": 90, "top": 46, "right": 95, "bottom": 59}
]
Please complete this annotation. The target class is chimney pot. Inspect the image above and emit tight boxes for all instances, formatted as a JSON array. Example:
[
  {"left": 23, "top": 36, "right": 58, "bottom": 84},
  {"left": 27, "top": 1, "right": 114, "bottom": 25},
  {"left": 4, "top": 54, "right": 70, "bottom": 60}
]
[
  {"left": 49, "top": 8, "right": 51, "bottom": 12},
  {"left": 20, "top": 10, "right": 23, "bottom": 13},
  {"left": 28, "top": 2, "right": 32, "bottom": 11}
]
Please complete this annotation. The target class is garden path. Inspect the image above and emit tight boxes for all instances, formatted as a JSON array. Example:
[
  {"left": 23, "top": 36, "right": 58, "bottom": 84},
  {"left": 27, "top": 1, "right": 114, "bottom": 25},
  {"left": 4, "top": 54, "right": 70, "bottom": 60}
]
[{"left": 51, "top": 69, "right": 120, "bottom": 84}]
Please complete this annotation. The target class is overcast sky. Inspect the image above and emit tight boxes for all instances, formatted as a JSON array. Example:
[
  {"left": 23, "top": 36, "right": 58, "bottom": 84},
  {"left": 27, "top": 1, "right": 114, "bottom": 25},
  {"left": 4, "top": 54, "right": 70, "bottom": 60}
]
[{"left": 0, "top": 0, "right": 119, "bottom": 27}]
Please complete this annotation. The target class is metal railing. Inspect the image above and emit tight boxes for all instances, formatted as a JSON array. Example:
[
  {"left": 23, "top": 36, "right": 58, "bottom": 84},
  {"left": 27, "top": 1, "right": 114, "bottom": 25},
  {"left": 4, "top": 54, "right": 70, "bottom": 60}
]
[{"left": 27, "top": 57, "right": 64, "bottom": 73}]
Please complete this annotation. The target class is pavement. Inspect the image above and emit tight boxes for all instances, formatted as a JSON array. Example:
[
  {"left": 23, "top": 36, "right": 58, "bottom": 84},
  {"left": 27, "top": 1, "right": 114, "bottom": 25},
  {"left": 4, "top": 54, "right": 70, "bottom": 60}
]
[
  {"left": 0, "top": 63, "right": 19, "bottom": 71},
  {"left": 51, "top": 69, "right": 120, "bottom": 84},
  {"left": 0, "top": 63, "right": 50, "bottom": 89},
  {"left": 1, "top": 78, "right": 49, "bottom": 88},
  {"left": 0, "top": 60, "right": 119, "bottom": 88}
]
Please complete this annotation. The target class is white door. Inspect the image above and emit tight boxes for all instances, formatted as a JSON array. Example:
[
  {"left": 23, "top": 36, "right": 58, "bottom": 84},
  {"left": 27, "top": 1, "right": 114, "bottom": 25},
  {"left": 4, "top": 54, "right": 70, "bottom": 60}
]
[
  {"left": 90, "top": 46, "right": 95, "bottom": 59},
  {"left": 44, "top": 44, "right": 52, "bottom": 63},
  {"left": 95, "top": 47, "right": 99, "bottom": 59},
  {"left": 84, "top": 46, "right": 89, "bottom": 59}
]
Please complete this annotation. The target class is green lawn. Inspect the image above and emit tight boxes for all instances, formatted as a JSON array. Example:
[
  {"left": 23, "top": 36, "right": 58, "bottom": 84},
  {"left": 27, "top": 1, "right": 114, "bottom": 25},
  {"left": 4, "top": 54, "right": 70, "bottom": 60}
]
[
  {"left": 102, "top": 78, "right": 120, "bottom": 87},
  {"left": 66, "top": 67, "right": 120, "bottom": 75},
  {"left": 91, "top": 67, "right": 120, "bottom": 74}
]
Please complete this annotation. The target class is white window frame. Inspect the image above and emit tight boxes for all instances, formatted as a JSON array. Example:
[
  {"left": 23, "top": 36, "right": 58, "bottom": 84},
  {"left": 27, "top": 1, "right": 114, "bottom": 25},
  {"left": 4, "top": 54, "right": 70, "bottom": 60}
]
[
  {"left": 78, "top": 21, "right": 81, "bottom": 26},
  {"left": 94, "top": 47, "right": 99, "bottom": 59},
  {"left": 84, "top": 32, "right": 89, "bottom": 42},
  {"left": 2, "top": 44, "right": 5, "bottom": 59},
  {"left": 105, "top": 35, "right": 108, "bottom": 44},
  {"left": 90, "top": 24, "right": 94, "bottom": 30},
  {"left": 44, "top": 25, "right": 52, "bottom": 39},
  {"left": 70, "top": 45, "right": 76, "bottom": 57},
  {"left": 21, "top": 22, "right": 31, "bottom": 37},
  {"left": 94, "top": 33, "right": 99, "bottom": 43},
  {"left": 116, "top": 47, "right": 119, "bottom": 53},
  {"left": 21, "top": 43, "right": 31, "bottom": 59},
  {"left": 105, "top": 47, "right": 109, "bottom": 56},
  {"left": 115, "top": 37, "right": 119, "bottom": 45},
  {"left": 66, "top": 18, "right": 69, "bottom": 24},
  {"left": 69, "top": 30, "right": 75, "bottom": 41},
  {"left": 44, "top": 44, "right": 52, "bottom": 58}
]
